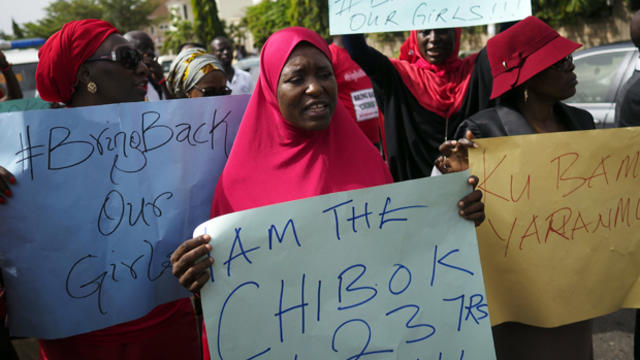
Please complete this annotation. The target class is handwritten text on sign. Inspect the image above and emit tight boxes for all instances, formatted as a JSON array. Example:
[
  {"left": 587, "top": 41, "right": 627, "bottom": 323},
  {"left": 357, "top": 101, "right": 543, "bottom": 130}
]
[
  {"left": 0, "top": 96, "right": 247, "bottom": 339},
  {"left": 328, "top": 0, "right": 532, "bottom": 35},
  {"left": 196, "top": 172, "right": 496, "bottom": 359},
  {"left": 469, "top": 127, "right": 640, "bottom": 327}
]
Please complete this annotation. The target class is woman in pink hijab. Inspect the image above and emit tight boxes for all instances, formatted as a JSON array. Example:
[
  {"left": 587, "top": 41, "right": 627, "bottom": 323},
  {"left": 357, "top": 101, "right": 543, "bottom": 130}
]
[{"left": 170, "top": 27, "right": 486, "bottom": 357}]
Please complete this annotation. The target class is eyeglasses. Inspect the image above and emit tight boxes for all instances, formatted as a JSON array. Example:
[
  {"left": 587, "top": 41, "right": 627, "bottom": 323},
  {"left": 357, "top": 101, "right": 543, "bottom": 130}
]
[
  {"left": 550, "top": 55, "right": 573, "bottom": 71},
  {"left": 85, "top": 47, "right": 143, "bottom": 70},
  {"left": 192, "top": 84, "right": 232, "bottom": 97}
]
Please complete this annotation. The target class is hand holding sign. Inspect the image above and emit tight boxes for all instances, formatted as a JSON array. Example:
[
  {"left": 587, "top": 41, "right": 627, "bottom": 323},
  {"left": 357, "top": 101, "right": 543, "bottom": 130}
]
[
  {"left": 0, "top": 165, "right": 15, "bottom": 204},
  {"left": 170, "top": 234, "right": 215, "bottom": 292}
]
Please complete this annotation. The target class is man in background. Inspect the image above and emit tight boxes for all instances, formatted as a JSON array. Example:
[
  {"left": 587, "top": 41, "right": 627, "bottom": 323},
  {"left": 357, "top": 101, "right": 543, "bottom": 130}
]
[
  {"left": 210, "top": 36, "right": 253, "bottom": 94},
  {"left": 124, "top": 31, "right": 173, "bottom": 100}
]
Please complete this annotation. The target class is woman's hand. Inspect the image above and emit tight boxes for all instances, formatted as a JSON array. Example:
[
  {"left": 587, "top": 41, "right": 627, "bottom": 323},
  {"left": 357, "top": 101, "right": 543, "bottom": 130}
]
[
  {"left": 170, "top": 234, "right": 214, "bottom": 293},
  {"left": 0, "top": 166, "right": 16, "bottom": 205},
  {"left": 435, "top": 130, "right": 477, "bottom": 174},
  {"left": 458, "top": 175, "right": 485, "bottom": 227}
]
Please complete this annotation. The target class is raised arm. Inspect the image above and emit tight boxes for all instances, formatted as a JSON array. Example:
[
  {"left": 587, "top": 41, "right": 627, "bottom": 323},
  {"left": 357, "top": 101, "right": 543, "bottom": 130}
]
[
  {"left": 341, "top": 34, "right": 399, "bottom": 105},
  {"left": 0, "top": 50, "right": 23, "bottom": 101}
]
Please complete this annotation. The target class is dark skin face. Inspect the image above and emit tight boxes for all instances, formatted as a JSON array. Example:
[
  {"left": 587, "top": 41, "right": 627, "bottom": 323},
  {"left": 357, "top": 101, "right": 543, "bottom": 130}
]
[
  {"left": 210, "top": 38, "right": 233, "bottom": 68},
  {"left": 277, "top": 44, "right": 337, "bottom": 131},
  {"left": 74, "top": 34, "right": 148, "bottom": 106},
  {"left": 124, "top": 31, "right": 163, "bottom": 81},
  {"left": 415, "top": 28, "right": 456, "bottom": 65},
  {"left": 186, "top": 71, "right": 228, "bottom": 98},
  {"left": 526, "top": 55, "right": 577, "bottom": 102}
]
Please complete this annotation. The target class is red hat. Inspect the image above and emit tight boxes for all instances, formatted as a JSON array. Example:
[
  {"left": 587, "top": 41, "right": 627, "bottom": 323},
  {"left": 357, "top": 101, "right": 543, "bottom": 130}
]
[
  {"left": 36, "top": 19, "right": 119, "bottom": 103},
  {"left": 487, "top": 16, "right": 581, "bottom": 99}
]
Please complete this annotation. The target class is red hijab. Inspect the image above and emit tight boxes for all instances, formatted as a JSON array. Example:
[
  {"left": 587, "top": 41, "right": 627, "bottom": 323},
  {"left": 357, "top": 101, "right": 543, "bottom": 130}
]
[
  {"left": 211, "top": 27, "right": 393, "bottom": 217},
  {"left": 36, "top": 19, "right": 118, "bottom": 103},
  {"left": 391, "top": 29, "right": 477, "bottom": 119}
]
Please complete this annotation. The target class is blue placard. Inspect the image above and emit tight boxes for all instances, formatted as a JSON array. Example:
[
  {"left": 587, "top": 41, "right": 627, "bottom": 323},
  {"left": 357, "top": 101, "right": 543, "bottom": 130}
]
[{"left": 0, "top": 95, "right": 248, "bottom": 339}]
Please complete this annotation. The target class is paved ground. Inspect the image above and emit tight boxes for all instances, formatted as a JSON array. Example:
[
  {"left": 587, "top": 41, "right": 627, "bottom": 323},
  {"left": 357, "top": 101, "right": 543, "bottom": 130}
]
[
  {"left": 593, "top": 309, "right": 635, "bottom": 360},
  {"left": 10, "top": 309, "right": 638, "bottom": 359}
]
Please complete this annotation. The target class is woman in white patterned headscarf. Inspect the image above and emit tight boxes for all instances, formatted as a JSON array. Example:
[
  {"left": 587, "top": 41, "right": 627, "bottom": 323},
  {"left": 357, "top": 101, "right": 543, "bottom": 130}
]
[{"left": 167, "top": 47, "right": 230, "bottom": 98}]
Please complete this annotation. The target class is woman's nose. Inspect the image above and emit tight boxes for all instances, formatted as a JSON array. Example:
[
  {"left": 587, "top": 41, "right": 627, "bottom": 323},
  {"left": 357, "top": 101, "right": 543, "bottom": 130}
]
[
  {"left": 136, "top": 61, "right": 149, "bottom": 77},
  {"left": 305, "top": 79, "right": 322, "bottom": 95}
]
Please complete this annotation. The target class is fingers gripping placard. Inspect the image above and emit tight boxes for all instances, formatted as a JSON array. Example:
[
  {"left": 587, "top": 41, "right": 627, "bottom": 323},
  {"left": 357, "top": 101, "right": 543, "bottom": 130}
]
[{"left": 195, "top": 172, "right": 496, "bottom": 359}]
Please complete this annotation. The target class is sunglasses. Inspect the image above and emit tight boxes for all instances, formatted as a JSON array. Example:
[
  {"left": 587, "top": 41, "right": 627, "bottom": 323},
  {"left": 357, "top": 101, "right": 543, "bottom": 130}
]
[
  {"left": 85, "top": 47, "right": 143, "bottom": 70},
  {"left": 192, "top": 84, "right": 232, "bottom": 97},
  {"left": 550, "top": 55, "right": 573, "bottom": 71}
]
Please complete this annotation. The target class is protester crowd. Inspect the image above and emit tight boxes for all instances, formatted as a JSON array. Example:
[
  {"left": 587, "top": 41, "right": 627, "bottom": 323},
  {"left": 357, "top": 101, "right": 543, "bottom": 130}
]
[{"left": 0, "top": 9, "right": 638, "bottom": 360}]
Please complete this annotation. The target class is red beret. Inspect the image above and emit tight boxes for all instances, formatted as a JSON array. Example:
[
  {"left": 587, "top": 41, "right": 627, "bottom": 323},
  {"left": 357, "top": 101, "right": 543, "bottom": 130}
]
[
  {"left": 36, "top": 19, "right": 119, "bottom": 103},
  {"left": 487, "top": 16, "right": 581, "bottom": 99}
]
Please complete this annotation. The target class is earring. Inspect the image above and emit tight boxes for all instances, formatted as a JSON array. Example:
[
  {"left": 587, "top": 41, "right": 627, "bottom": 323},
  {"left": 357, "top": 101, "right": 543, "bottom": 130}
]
[
  {"left": 523, "top": 88, "right": 529, "bottom": 103},
  {"left": 87, "top": 81, "right": 97, "bottom": 94}
]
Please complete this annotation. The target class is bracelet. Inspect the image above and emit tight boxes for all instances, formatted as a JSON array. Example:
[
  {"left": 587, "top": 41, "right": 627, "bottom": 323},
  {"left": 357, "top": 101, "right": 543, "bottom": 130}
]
[
  {"left": 157, "top": 77, "right": 166, "bottom": 85},
  {"left": 0, "top": 64, "right": 10, "bottom": 73}
]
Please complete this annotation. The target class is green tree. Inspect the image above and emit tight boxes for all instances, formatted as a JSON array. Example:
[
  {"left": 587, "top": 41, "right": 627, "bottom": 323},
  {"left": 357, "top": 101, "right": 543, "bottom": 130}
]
[
  {"left": 22, "top": 0, "right": 103, "bottom": 38},
  {"left": 20, "top": 0, "right": 157, "bottom": 38},
  {"left": 532, "top": 0, "right": 609, "bottom": 25},
  {"left": 244, "top": 0, "right": 289, "bottom": 49},
  {"left": 191, "top": 0, "right": 226, "bottom": 46},
  {"left": 244, "top": 0, "right": 331, "bottom": 49},
  {"left": 11, "top": 19, "right": 25, "bottom": 39},
  {"left": 98, "top": 0, "right": 158, "bottom": 33},
  {"left": 161, "top": 17, "right": 197, "bottom": 54},
  {"left": 226, "top": 18, "right": 248, "bottom": 49},
  {"left": 286, "top": 0, "right": 330, "bottom": 40},
  {"left": 0, "top": 30, "right": 14, "bottom": 41}
]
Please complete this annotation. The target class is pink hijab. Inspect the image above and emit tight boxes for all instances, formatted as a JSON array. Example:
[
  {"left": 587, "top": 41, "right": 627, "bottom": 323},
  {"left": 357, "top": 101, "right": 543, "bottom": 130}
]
[{"left": 211, "top": 27, "right": 393, "bottom": 217}]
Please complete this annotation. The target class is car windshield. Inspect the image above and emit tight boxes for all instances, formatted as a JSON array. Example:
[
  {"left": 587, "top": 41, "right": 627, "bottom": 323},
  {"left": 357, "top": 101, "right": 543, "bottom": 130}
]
[{"left": 570, "top": 50, "right": 629, "bottom": 103}]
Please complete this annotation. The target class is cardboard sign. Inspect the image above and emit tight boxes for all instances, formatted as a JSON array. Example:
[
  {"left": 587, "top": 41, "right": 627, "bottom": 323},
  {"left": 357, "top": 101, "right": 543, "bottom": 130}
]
[{"left": 469, "top": 127, "right": 640, "bottom": 327}]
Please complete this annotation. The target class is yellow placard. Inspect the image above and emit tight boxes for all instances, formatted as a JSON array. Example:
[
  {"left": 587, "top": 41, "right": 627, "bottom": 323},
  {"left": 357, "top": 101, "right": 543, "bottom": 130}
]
[{"left": 469, "top": 127, "right": 640, "bottom": 327}]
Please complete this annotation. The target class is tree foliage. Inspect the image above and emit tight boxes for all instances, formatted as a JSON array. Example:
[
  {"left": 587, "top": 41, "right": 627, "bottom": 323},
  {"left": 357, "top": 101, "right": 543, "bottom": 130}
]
[
  {"left": 244, "top": 0, "right": 289, "bottom": 49},
  {"left": 286, "top": 0, "right": 329, "bottom": 40},
  {"left": 532, "top": 0, "right": 610, "bottom": 25},
  {"left": 243, "top": 0, "right": 329, "bottom": 50},
  {"left": 20, "top": 0, "right": 157, "bottom": 38},
  {"left": 161, "top": 17, "right": 197, "bottom": 54},
  {"left": 97, "top": 0, "right": 158, "bottom": 33},
  {"left": 12, "top": 19, "right": 25, "bottom": 39},
  {"left": 191, "top": 0, "right": 226, "bottom": 46}
]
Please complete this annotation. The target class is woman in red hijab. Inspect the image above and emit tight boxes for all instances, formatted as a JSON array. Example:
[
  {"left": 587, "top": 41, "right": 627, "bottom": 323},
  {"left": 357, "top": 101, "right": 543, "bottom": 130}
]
[
  {"left": 170, "top": 26, "right": 486, "bottom": 358},
  {"left": 342, "top": 29, "right": 493, "bottom": 181},
  {"left": 0, "top": 19, "right": 200, "bottom": 360}
]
